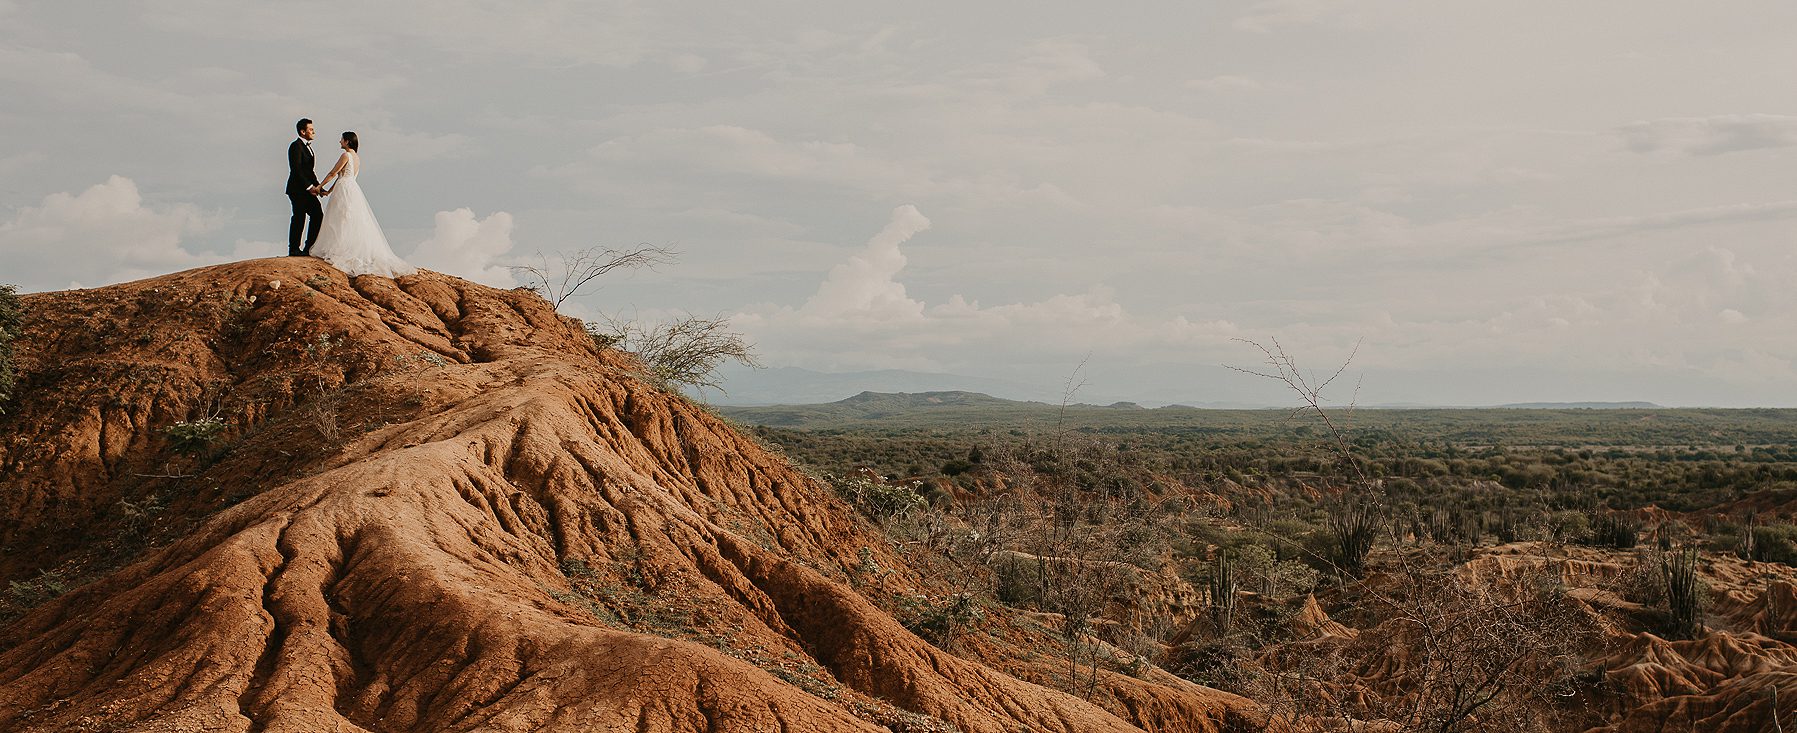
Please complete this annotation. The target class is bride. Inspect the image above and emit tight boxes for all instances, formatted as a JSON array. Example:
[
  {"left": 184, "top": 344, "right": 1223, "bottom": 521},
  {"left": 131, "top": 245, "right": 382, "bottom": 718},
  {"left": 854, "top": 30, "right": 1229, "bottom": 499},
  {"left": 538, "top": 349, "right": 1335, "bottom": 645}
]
[{"left": 310, "top": 131, "right": 415, "bottom": 278}]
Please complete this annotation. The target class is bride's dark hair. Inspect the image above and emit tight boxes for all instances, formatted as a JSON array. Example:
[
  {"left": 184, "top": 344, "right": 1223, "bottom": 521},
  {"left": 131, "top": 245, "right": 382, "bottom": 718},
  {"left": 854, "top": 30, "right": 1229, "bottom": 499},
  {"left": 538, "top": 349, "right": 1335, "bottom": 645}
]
[{"left": 341, "top": 131, "right": 359, "bottom": 151}]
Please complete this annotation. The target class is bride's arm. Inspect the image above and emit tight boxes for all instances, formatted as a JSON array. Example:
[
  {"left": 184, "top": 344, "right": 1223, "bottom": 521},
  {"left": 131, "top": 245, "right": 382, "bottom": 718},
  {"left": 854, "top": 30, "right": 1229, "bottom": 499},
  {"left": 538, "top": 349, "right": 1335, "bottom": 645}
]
[{"left": 317, "top": 153, "right": 350, "bottom": 193}]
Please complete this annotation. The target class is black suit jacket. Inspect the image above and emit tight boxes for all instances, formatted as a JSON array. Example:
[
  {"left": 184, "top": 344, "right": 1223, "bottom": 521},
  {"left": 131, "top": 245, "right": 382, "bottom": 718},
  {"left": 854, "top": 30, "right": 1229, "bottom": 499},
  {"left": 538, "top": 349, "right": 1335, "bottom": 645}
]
[{"left": 286, "top": 139, "right": 319, "bottom": 197}]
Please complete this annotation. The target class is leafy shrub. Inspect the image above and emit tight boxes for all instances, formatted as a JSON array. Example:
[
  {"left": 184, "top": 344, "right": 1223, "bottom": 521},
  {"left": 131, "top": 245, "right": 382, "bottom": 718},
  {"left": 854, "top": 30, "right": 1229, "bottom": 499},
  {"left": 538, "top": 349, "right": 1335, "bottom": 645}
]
[
  {"left": 1748, "top": 524, "right": 1797, "bottom": 565},
  {"left": 0, "top": 283, "right": 19, "bottom": 410},
  {"left": 941, "top": 459, "right": 975, "bottom": 476},
  {"left": 829, "top": 473, "right": 928, "bottom": 522},
  {"left": 4, "top": 569, "right": 68, "bottom": 615},
  {"left": 1168, "top": 636, "right": 1256, "bottom": 692},
  {"left": 1547, "top": 510, "right": 1589, "bottom": 544},
  {"left": 164, "top": 417, "right": 227, "bottom": 455},
  {"left": 897, "top": 592, "right": 985, "bottom": 650}
]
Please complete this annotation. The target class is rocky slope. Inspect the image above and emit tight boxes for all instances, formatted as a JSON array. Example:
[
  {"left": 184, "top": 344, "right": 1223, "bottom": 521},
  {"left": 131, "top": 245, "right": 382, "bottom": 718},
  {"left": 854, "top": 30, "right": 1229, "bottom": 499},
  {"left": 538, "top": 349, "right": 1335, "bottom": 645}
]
[{"left": 0, "top": 259, "right": 1251, "bottom": 732}]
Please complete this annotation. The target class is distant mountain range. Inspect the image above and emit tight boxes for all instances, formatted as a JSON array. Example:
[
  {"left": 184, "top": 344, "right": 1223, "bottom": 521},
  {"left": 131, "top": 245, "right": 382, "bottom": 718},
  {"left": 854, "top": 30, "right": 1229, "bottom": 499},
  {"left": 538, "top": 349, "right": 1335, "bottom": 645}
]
[
  {"left": 1495, "top": 401, "right": 1663, "bottom": 409},
  {"left": 702, "top": 365, "right": 1273, "bottom": 408},
  {"left": 717, "top": 389, "right": 1676, "bottom": 431},
  {"left": 703, "top": 365, "right": 1665, "bottom": 410}
]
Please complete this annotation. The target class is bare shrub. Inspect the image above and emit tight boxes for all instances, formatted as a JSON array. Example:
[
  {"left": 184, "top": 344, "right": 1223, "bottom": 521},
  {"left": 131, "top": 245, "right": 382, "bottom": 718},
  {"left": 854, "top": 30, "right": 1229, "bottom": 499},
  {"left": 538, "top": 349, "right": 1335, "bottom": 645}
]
[
  {"left": 992, "top": 433, "right": 1172, "bottom": 697},
  {"left": 307, "top": 394, "right": 342, "bottom": 444},
  {"left": 599, "top": 313, "right": 760, "bottom": 392},
  {"left": 509, "top": 246, "right": 675, "bottom": 311},
  {"left": 1221, "top": 338, "right": 1602, "bottom": 731},
  {"left": 1249, "top": 564, "right": 1598, "bottom": 733}
]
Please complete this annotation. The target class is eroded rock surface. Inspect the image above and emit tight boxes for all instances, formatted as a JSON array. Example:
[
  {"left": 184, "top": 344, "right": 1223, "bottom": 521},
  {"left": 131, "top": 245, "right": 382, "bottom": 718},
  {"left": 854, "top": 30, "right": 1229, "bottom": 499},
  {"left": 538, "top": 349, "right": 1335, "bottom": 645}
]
[{"left": 0, "top": 260, "right": 1245, "bottom": 732}]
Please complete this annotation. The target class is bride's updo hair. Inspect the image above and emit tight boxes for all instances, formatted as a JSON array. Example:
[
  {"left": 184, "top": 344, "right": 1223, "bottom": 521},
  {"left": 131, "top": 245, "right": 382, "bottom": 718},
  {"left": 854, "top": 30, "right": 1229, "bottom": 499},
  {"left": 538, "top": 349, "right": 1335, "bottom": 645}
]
[{"left": 341, "top": 131, "right": 359, "bottom": 151}]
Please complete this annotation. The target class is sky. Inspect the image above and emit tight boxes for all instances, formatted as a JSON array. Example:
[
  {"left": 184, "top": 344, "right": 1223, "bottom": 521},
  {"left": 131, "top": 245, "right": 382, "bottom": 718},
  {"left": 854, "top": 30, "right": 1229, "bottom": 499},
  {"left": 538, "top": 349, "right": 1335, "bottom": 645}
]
[{"left": 1, "top": 0, "right": 1794, "bottom": 407}]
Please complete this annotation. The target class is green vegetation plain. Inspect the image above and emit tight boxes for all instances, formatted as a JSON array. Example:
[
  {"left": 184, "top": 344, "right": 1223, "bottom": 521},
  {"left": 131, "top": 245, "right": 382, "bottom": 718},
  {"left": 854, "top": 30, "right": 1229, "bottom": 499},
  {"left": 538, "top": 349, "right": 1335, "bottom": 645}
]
[{"left": 722, "top": 391, "right": 1797, "bottom": 514}]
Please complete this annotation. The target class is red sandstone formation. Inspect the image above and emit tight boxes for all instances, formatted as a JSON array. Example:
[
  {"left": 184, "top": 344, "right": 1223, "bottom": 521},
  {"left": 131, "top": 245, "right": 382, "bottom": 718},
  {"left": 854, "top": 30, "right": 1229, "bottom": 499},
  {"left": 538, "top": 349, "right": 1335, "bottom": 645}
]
[{"left": 0, "top": 259, "right": 1248, "bottom": 732}]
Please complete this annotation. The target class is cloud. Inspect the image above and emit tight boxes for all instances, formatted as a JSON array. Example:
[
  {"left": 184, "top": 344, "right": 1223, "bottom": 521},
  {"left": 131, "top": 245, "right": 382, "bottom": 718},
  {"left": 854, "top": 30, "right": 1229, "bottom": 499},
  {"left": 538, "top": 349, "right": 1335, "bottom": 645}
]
[
  {"left": 0, "top": 176, "right": 223, "bottom": 292},
  {"left": 1185, "top": 75, "right": 1264, "bottom": 92},
  {"left": 958, "top": 38, "right": 1106, "bottom": 96},
  {"left": 8, "top": 2, "right": 1797, "bottom": 405},
  {"left": 1617, "top": 114, "right": 1797, "bottom": 156},
  {"left": 735, "top": 206, "right": 1240, "bottom": 372},
  {"left": 666, "top": 52, "right": 707, "bottom": 75},
  {"left": 408, "top": 208, "right": 518, "bottom": 287},
  {"left": 591, "top": 125, "right": 924, "bottom": 191},
  {"left": 1529, "top": 200, "right": 1797, "bottom": 247},
  {"left": 1234, "top": 0, "right": 1361, "bottom": 33},
  {"left": 798, "top": 205, "right": 931, "bottom": 319},
  {"left": 139, "top": 0, "right": 655, "bottom": 68}
]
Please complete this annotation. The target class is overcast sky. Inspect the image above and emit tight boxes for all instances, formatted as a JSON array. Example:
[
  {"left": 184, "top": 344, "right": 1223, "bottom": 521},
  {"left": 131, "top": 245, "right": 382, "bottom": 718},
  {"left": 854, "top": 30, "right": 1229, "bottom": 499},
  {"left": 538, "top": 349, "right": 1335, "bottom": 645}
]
[{"left": 2, "top": 1, "right": 1794, "bottom": 406}]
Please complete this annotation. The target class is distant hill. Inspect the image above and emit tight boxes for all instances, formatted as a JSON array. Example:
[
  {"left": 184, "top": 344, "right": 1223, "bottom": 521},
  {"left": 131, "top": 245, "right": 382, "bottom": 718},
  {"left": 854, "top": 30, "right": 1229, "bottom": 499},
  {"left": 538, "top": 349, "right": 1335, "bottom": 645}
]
[
  {"left": 703, "top": 365, "right": 1065, "bottom": 405},
  {"left": 718, "top": 391, "right": 1794, "bottom": 441},
  {"left": 1497, "top": 401, "right": 1663, "bottom": 409},
  {"left": 702, "top": 364, "right": 1276, "bottom": 408},
  {"left": 720, "top": 390, "right": 1257, "bottom": 430}
]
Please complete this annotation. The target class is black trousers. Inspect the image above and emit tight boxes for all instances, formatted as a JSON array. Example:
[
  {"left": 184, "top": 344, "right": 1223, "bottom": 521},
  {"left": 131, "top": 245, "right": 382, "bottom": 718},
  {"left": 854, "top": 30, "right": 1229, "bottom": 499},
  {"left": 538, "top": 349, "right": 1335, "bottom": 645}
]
[{"left": 288, "top": 193, "right": 323, "bottom": 254}]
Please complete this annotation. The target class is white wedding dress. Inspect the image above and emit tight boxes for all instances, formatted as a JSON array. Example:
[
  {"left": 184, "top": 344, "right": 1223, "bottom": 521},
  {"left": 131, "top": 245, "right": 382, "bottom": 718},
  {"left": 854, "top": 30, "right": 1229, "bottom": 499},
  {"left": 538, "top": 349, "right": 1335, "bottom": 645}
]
[{"left": 311, "top": 151, "right": 414, "bottom": 278}]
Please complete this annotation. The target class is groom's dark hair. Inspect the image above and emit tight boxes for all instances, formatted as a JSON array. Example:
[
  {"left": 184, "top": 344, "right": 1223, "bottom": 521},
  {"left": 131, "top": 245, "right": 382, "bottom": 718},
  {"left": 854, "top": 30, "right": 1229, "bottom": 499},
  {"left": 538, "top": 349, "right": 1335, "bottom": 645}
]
[{"left": 296, "top": 118, "right": 312, "bottom": 134}]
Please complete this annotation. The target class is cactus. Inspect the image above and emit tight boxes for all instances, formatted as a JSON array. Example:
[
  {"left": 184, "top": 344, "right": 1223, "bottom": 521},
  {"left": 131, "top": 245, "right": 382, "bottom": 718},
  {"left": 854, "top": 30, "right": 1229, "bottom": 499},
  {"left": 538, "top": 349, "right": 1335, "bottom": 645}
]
[
  {"left": 1591, "top": 512, "right": 1639, "bottom": 549},
  {"left": 1208, "top": 553, "right": 1239, "bottom": 635},
  {"left": 1660, "top": 546, "right": 1703, "bottom": 640},
  {"left": 1327, "top": 495, "right": 1381, "bottom": 577},
  {"left": 1494, "top": 509, "right": 1525, "bottom": 544}
]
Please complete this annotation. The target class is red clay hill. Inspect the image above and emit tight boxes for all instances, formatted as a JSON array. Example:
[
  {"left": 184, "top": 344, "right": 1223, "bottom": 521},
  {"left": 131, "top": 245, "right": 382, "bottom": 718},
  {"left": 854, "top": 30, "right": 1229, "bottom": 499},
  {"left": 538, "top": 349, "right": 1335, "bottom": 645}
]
[{"left": 0, "top": 259, "right": 1253, "bottom": 732}]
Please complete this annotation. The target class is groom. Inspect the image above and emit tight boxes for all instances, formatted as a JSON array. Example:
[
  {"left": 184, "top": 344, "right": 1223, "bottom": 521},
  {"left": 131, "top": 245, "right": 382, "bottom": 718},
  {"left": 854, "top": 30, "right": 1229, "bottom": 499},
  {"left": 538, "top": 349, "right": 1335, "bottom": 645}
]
[{"left": 285, "top": 118, "right": 324, "bottom": 256}]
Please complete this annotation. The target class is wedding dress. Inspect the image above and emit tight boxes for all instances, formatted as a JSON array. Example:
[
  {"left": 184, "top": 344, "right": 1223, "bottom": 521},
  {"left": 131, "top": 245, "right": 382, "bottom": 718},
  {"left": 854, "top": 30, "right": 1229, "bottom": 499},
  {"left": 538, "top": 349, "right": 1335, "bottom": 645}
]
[{"left": 310, "top": 152, "right": 415, "bottom": 278}]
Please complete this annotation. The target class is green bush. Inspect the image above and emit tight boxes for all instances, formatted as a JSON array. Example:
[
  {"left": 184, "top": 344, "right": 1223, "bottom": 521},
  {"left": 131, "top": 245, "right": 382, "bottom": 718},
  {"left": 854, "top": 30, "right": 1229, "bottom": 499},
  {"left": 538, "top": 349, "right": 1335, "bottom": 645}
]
[
  {"left": 1748, "top": 524, "right": 1797, "bottom": 565},
  {"left": 829, "top": 473, "right": 928, "bottom": 522},
  {"left": 897, "top": 592, "right": 985, "bottom": 650},
  {"left": 941, "top": 458, "right": 975, "bottom": 476},
  {"left": 1547, "top": 510, "right": 1589, "bottom": 544},
  {"left": 164, "top": 417, "right": 227, "bottom": 455},
  {"left": 0, "top": 283, "right": 19, "bottom": 410},
  {"left": 4, "top": 569, "right": 68, "bottom": 614}
]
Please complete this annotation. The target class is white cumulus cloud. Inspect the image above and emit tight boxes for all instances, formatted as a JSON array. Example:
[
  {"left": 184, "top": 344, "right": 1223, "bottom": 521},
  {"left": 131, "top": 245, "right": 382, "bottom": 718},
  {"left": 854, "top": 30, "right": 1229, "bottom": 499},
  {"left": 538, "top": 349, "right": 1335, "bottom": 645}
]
[
  {"left": 0, "top": 176, "right": 223, "bottom": 292},
  {"left": 735, "top": 205, "right": 1239, "bottom": 373},
  {"left": 798, "top": 204, "right": 931, "bottom": 319},
  {"left": 408, "top": 208, "right": 518, "bottom": 287}
]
